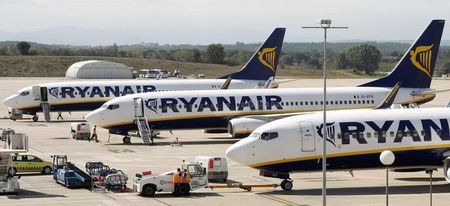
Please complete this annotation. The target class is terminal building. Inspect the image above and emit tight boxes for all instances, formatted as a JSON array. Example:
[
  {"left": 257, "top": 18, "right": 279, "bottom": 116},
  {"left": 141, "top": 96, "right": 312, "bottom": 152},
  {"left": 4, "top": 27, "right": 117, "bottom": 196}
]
[{"left": 65, "top": 60, "right": 133, "bottom": 79}]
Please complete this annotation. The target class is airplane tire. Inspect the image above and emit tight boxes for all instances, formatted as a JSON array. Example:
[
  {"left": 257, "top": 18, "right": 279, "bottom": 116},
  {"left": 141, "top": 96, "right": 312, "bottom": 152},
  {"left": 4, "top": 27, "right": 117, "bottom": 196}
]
[
  {"left": 32, "top": 115, "right": 39, "bottom": 122},
  {"left": 123, "top": 136, "right": 131, "bottom": 144},
  {"left": 280, "top": 179, "right": 293, "bottom": 191}
]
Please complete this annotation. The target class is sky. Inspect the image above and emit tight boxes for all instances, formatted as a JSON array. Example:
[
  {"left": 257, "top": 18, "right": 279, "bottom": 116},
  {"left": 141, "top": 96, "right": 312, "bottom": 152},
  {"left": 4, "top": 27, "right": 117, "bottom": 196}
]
[{"left": 0, "top": 0, "right": 449, "bottom": 45}]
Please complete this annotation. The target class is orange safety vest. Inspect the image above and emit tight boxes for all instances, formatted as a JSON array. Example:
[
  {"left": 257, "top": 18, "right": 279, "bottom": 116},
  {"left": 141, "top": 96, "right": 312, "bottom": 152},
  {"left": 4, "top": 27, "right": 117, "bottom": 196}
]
[
  {"left": 173, "top": 171, "right": 181, "bottom": 184},
  {"left": 182, "top": 172, "right": 191, "bottom": 183}
]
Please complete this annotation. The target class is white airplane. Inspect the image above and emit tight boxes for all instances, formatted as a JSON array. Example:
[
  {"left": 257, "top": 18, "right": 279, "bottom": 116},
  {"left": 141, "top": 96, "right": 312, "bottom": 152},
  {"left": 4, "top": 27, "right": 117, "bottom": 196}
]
[
  {"left": 85, "top": 20, "right": 446, "bottom": 144},
  {"left": 3, "top": 28, "right": 286, "bottom": 122},
  {"left": 225, "top": 107, "right": 450, "bottom": 191}
]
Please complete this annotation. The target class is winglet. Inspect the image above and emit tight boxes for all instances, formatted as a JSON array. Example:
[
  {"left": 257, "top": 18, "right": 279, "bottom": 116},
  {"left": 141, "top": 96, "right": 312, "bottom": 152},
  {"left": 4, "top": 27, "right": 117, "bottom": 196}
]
[
  {"left": 220, "top": 76, "right": 233, "bottom": 89},
  {"left": 374, "top": 82, "right": 401, "bottom": 109}
]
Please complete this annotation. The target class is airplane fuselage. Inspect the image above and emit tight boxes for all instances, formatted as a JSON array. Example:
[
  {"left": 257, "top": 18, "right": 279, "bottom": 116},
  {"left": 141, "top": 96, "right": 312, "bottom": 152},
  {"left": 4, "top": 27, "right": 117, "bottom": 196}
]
[
  {"left": 226, "top": 108, "right": 450, "bottom": 174},
  {"left": 86, "top": 87, "right": 428, "bottom": 135},
  {"left": 3, "top": 79, "right": 265, "bottom": 115}
]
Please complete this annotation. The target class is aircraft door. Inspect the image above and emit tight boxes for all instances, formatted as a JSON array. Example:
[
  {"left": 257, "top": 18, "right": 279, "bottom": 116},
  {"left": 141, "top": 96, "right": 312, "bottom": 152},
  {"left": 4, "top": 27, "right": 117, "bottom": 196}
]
[
  {"left": 40, "top": 87, "right": 48, "bottom": 102},
  {"left": 32, "top": 86, "right": 41, "bottom": 101},
  {"left": 133, "top": 97, "right": 144, "bottom": 118},
  {"left": 299, "top": 121, "right": 316, "bottom": 152}
]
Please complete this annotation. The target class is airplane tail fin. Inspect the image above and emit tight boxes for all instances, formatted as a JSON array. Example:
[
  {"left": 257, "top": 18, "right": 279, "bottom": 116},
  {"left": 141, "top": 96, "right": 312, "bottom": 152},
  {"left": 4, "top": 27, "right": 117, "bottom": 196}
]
[
  {"left": 220, "top": 28, "right": 286, "bottom": 80},
  {"left": 359, "top": 20, "right": 445, "bottom": 88}
]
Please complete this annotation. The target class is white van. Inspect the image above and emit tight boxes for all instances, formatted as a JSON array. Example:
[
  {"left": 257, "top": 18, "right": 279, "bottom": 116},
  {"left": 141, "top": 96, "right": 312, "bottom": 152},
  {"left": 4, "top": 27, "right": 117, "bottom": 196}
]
[
  {"left": 193, "top": 156, "right": 228, "bottom": 182},
  {"left": 70, "top": 123, "right": 91, "bottom": 140}
]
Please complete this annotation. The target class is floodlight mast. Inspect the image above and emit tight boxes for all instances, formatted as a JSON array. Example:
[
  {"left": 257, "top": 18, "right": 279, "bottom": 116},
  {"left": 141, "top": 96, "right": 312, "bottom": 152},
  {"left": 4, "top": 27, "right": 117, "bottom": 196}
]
[{"left": 302, "top": 19, "right": 348, "bottom": 206}]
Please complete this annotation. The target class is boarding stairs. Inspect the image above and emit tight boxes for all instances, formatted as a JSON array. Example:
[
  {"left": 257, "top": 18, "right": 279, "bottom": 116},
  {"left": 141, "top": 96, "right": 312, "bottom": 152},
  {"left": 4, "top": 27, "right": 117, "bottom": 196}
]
[
  {"left": 41, "top": 102, "right": 51, "bottom": 122},
  {"left": 136, "top": 116, "right": 152, "bottom": 144}
]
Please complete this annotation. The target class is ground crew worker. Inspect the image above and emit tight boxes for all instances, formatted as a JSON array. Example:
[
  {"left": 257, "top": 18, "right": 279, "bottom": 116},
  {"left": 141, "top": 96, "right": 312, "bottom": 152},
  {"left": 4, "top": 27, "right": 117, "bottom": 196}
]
[
  {"left": 173, "top": 168, "right": 182, "bottom": 195},
  {"left": 57, "top": 112, "right": 63, "bottom": 120},
  {"left": 182, "top": 169, "right": 191, "bottom": 184},
  {"left": 89, "top": 125, "right": 98, "bottom": 142}
]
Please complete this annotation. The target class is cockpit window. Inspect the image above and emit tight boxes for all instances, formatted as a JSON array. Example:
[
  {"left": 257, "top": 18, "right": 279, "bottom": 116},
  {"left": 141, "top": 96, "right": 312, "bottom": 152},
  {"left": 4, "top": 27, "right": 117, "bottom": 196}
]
[
  {"left": 106, "top": 104, "right": 120, "bottom": 110},
  {"left": 19, "top": 91, "right": 30, "bottom": 96},
  {"left": 101, "top": 104, "right": 108, "bottom": 108},
  {"left": 260, "top": 132, "right": 279, "bottom": 141}
]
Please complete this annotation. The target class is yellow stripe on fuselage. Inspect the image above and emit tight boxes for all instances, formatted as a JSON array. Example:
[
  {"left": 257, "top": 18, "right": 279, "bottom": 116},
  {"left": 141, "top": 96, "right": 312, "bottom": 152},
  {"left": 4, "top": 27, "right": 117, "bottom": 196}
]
[{"left": 248, "top": 143, "right": 450, "bottom": 168}]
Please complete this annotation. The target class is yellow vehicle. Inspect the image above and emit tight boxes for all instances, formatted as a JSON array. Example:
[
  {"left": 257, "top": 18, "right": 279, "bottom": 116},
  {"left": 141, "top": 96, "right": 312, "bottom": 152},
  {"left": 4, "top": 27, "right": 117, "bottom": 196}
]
[{"left": 8, "top": 154, "right": 53, "bottom": 175}]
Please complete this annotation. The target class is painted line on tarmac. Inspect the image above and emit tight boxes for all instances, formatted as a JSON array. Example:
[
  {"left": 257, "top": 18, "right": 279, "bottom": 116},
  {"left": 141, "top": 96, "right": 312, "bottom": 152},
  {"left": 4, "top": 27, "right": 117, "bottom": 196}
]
[
  {"left": 258, "top": 194, "right": 299, "bottom": 206},
  {"left": 153, "top": 198, "right": 172, "bottom": 206}
]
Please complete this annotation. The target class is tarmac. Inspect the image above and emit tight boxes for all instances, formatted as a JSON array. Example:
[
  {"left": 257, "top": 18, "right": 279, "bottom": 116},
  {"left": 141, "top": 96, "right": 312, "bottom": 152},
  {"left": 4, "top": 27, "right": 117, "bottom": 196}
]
[{"left": 1, "top": 77, "right": 450, "bottom": 206}]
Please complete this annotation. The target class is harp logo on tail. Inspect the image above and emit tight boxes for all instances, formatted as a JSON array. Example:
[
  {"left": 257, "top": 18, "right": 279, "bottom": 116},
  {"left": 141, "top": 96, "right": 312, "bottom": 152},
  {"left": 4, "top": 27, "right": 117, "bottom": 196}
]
[
  {"left": 258, "top": 47, "right": 277, "bottom": 72},
  {"left": 409, "top": 44, "right": 434, "bottom": 77}
]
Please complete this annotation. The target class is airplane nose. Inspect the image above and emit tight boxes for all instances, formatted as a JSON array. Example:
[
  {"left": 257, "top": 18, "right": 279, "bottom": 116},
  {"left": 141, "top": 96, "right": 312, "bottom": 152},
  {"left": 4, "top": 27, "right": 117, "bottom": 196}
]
[
  {"left": 226, "top": 140, "right": 248, "bottom": 165},
  {"left": 3, "top": 95, "right": 16, "bottom": 107},
  {"left": 85, "top": 109, "right": 101, "bottom": 126}
]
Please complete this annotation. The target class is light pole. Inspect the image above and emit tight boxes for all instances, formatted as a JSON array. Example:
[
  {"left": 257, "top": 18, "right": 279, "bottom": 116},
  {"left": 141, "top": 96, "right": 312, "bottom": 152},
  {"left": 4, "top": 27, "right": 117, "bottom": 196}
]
[
  {"left": 380, "top": 150, "right": 395, "bottom": 206},
  {"left": 303, "top": 19, "right": 348, "bottom": 206}
]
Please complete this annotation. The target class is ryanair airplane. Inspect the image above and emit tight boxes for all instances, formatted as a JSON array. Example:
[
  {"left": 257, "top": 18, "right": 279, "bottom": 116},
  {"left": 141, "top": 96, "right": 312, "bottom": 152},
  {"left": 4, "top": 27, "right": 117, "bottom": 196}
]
[
  {"left": 85, "top": 20, "right": 445, "bottom": 144},
  {"left": 3, "top": 28, "right": 286, "bottom": 122},
  {"left": 226, "top": 107, "right": 450, "bottom": 191}
]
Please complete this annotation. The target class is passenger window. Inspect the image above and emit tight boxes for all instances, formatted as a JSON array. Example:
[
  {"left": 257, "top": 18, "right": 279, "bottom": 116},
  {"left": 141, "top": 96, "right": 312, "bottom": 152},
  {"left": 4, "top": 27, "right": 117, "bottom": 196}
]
[
  {"left": 390, "top": 131, "right": 395, "bottom": 137},
  {"left": 366, "top": 132, "right": 372, "bottom": 138}
]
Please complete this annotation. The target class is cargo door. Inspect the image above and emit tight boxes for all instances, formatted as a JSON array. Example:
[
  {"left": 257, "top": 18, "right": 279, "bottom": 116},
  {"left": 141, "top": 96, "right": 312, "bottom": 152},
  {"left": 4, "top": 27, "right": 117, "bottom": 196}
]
[
  {"left": 300, "top": 121, "right": 316, "bottom": 152},
  {"left": 134, "top": 97, "right": 144, "bottom": 118}
]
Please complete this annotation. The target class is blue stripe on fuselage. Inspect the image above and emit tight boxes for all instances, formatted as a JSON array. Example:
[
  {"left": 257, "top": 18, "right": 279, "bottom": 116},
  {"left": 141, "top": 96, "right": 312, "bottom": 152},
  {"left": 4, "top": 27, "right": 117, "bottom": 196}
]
[
  {"left": 255, "top": 148, "right": 450, "bottom": 173},
  {"left": 19, "top": 101, "right": 106, "bottom": 115}
]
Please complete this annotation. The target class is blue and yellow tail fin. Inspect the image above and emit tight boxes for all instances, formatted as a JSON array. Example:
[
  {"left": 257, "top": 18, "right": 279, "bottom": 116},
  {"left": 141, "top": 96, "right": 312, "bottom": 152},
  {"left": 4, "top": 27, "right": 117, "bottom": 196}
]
[
  {"left": 220, "top": 28, "right": 286, "bottom": 80},
  {"left": 359, "top": 20, "right": 445, "bottom": 88}
]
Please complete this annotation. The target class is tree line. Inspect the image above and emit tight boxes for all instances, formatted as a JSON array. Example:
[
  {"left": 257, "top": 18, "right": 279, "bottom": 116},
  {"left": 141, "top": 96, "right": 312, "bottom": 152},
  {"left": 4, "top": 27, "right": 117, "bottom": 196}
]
[{"left": 1, "top": 41, "right": 449, "bottom": 76}]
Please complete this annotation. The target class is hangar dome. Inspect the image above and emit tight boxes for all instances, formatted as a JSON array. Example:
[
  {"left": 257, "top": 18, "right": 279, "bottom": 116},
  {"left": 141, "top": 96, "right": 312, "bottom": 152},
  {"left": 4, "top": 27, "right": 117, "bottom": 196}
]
[{"left": 65, "top": 60, "right": 133, "bottom": 79}]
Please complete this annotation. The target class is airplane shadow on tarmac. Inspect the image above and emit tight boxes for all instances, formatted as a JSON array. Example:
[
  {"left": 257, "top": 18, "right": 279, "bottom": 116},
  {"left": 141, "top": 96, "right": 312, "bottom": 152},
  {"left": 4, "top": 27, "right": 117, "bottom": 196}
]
[
  {"left": 105, "top": 139, "right": 239, "bottom": 146},
  {"left": 6, "top": 189, "right": 66, "bottom": 199},
  {"left": 145, "top": 192, "right": 223, "bottom": 199},
  {"left": 258, "top": 183, "right": 450, "bottom": 196}
]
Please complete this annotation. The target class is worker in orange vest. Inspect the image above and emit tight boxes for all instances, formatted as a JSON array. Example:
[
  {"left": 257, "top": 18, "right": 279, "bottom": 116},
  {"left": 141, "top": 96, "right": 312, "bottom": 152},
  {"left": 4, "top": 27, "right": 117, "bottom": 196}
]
[
  {"left": 182, "top": 169, "right": 191, "bottom": 184},
  {"left": 172, "top": 168, "right": 182, "bottom": 195}
]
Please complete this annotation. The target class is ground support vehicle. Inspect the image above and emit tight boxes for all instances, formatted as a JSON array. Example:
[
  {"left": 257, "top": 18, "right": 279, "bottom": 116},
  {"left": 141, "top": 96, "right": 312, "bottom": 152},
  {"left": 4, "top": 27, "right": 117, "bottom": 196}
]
[
  {"left": 133, "top": 163, "right": 208, "bottom": 197},
  {"left": 0, "top": 133, "right": 28, "bottom": 194},
  {"left": 52, "top": 155, "right": 93, "bottom": 188}
]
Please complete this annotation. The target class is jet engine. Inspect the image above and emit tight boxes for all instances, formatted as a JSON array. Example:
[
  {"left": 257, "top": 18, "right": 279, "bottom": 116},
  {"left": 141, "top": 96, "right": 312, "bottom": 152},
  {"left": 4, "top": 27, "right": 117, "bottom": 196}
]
[
  {"left": 444, "top": 157, "right": 450, "bottom": 183},
  {"left": 228, "top": 117, "right": 268, "bottom": 138}
]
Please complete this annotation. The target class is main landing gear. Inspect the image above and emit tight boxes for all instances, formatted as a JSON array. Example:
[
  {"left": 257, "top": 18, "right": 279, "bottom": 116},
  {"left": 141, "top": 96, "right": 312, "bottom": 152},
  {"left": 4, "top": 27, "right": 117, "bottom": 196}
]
[
  {"left": 123, "top": 136, "right": 131, "bottom": 144},
  {"left": 32, "top": 115, "right": 39, "bottom": 122},
  {"left": 280, "top": 179, "right": 293, "bottom": 191}
]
